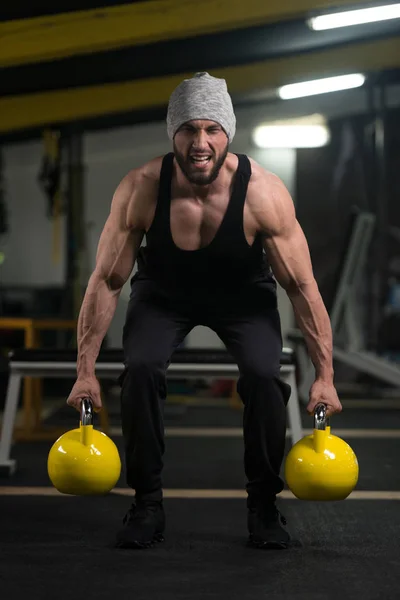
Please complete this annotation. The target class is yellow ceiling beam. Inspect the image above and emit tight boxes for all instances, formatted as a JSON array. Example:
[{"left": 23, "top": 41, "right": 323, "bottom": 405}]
[
  {"left": 1, "top": 0, "right": 365, "bottom": 68},
  {"left": 0, "top": 36, "right": 398, "bottom": 134}
]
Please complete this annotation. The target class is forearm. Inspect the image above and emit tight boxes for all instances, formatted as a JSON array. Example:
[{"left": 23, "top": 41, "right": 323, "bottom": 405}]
[
  {"left": 288, "top": 281, "right": 334, "bottom": 383},
  {"left": 76, "top": 274, "right": 120, "bottom": 378}
]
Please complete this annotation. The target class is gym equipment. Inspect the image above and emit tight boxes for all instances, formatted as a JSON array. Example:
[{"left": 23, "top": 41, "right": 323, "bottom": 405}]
[
  {"left": 47, "top": 397, "right": 121, "bottom": 495},
  {"left": 37, "top": 129, "right": 62, "bottom": 264},
  {"left": 289, "top": 211, "right": 400, "bottom": 401},
  {"left": 0, "top": 347, "right": 302, "bottom": 475},
  {"left": 285, "top": 403, "right": 359, "bottom": 501},
  {"left": 0, "top": 318, "right": 77, "bottom": 438}
]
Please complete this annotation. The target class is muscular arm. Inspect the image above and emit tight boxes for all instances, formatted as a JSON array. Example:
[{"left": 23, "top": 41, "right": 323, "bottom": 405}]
[
  {"left": 254, "top": 175, "right": 334, "bottom": 384},
  {"left": 77, "top": 176, "right": 145, "bottom": 379}
]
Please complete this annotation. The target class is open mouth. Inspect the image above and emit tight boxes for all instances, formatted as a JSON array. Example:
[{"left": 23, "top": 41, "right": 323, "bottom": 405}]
[{"left": 189, "top": 155, "right": 212, "bottom": 165}]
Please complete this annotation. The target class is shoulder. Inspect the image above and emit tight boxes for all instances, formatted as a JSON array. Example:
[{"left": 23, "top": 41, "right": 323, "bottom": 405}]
[
  {"left": 246, "top": 156, "right": 287, "bottom": 194},
  {"left": 115, "top": 156, "right": 164, "bottom": 198},
  {"left": 112, "top": 156, "right": 165, "bottom": 230},
  {"left": 246, "top": 157, "right": 296, "bottom": 236}
]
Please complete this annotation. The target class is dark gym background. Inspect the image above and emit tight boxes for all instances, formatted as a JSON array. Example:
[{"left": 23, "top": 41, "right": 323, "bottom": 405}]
[{"left": 1, "top": 2, "right": 400, "bottom": 599}]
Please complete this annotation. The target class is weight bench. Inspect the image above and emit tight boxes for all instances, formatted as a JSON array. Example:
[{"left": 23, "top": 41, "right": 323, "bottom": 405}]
[{"left": 0, "top": 346, "right": 302, "bottom": 476}]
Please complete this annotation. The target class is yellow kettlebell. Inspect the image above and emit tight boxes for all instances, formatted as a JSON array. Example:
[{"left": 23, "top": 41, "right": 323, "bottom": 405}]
[
  {"left": 285, "top": 403, "right": 359, "bottom": 501},
  {"left": 47, "top": 398, "right": 121, "bottom": 495}
]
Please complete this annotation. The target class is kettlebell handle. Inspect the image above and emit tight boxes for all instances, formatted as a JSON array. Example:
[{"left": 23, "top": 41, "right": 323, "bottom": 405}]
[
  {"left": 314, "top": 403, "right": 330, "bottom": 430},
  {"left": 80, "top": 397, "right": 94, "bottom": 426}
]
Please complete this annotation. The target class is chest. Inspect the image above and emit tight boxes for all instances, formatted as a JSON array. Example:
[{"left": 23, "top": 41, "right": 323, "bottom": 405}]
[
  {"left": 172, "top": 194, "right": 225, "bottom": 246},
  {"left": 167, "top": 193, "right": 257, "bottom": 251}
]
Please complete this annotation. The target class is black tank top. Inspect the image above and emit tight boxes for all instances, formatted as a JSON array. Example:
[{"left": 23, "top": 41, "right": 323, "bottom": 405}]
[{"left": 135, "top": 152, "right": 276, "bottom": 296}]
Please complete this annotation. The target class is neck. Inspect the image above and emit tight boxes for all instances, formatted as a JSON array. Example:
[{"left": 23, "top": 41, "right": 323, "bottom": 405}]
[
  {"left": 175, "top": 158, "right": 232, "bottom": 201},
  {"left": 190, "top": 182, "right": 213, "bottom": 201}
]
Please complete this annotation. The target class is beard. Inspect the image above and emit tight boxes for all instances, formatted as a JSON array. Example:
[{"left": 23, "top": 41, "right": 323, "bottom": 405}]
[{"left": 173, "top": 142, "right": 229, "bottom": 186}]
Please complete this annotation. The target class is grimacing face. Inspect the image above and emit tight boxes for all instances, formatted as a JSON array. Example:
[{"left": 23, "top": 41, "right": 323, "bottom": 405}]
[{"left": 173, "top": 120, "right": 229, "bottom": 186}]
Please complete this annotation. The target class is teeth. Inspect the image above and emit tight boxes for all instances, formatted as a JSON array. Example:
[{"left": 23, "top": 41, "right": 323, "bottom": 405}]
[{"left": 191, "top": 157, "right": 210, "bottom": 163}]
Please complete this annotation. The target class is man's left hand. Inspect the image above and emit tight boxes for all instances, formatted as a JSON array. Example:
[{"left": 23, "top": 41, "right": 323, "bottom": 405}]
[{"left": 306, "top": 379, "right": 342, "bottom": 418}]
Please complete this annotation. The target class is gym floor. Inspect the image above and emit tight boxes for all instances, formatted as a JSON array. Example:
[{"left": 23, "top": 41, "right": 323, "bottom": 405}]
[{"left": 1, "top": 394, "right": 400, "bottom": 600}]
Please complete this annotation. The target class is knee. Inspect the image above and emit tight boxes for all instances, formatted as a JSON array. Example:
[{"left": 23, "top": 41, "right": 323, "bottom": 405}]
[
  {"left": 239, "top": 364, "right": 291, "bottom": 406},
  {"left": 119, "top": 356, "right": 165, "bottom": 392},
  {"left": 125, "top": 356, "right": 164, "bottom": 377},
  {"left": 240, "top": 360, "right": 280, "bottom": 382}
]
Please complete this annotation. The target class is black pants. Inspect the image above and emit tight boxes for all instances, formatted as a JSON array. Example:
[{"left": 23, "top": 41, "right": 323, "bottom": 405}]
[{"left": 119, "top": 278, "right": 291, "bottom": 507}]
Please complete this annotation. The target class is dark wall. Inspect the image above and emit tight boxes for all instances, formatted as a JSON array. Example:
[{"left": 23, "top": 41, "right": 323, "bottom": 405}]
[
  {"left": 296, "top": 107, "right": 400, "bottom": 352},
  {"left": 296, "top": 115, "right": 370, "bottom": 310}
]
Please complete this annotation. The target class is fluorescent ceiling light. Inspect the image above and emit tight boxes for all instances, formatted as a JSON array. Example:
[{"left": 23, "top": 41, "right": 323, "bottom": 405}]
[
  {"left": 308, "top": 3, "right": 400, "bottom": 30},
  {"left": 253, "top": 125, "right": 330, "bottom": 148},
  {"left": 278, "top": 73, "right": 365, "bottom": 99},
  {"left": 253, "top": 114, "right": 330, "bottom": 148}
]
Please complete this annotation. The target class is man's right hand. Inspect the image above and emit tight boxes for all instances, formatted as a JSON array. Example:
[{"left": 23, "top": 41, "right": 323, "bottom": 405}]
[{"left": 66, "top": 377, "right": 102, "bottom": 412}]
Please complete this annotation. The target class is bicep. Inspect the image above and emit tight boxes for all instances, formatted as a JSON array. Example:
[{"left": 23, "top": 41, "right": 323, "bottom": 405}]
[
  {"left": 251, "top": 169, "right": 316, "bottom": 295},
  {"left": 263, "top": 219, "right": 315, "bottom": 294},
  {"left": 95, "top": 218, "right": 144, "bottom": 291},
  {"left": 94, "top": 183, "right": 145, "bottom": 291}
]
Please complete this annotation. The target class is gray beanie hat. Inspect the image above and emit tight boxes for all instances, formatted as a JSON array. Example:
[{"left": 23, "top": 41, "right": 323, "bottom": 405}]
[{"left": 166, "top": 72, "right": 236, "bottom": 143}]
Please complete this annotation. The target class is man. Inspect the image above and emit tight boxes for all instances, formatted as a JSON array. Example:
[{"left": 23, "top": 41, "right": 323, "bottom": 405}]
[{"left": 67, "top": 72, "right": 342, "bottom": 550}]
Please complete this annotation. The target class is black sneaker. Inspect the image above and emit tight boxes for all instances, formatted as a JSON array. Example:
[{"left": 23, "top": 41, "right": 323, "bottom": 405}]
[
  {"left": 247, "top": 502, "right": 291, "bottom": 549},
  {"left": 115, "top": 500, "right": 166, "bottom": 549}
]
